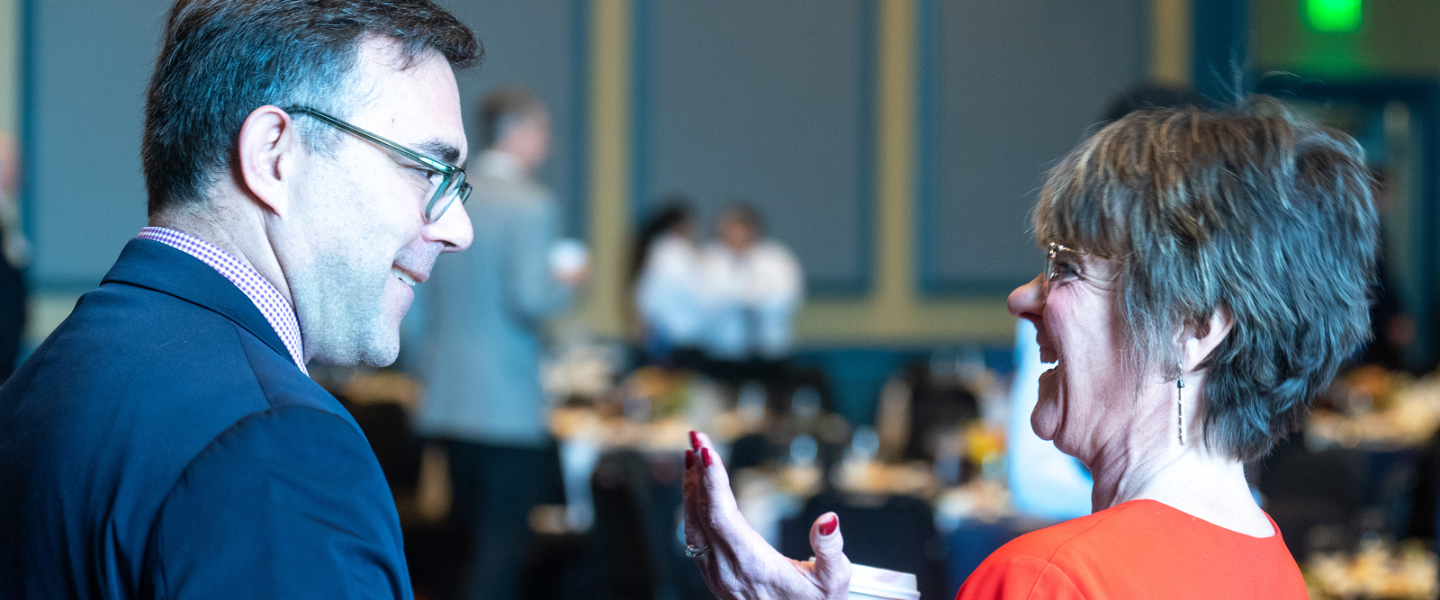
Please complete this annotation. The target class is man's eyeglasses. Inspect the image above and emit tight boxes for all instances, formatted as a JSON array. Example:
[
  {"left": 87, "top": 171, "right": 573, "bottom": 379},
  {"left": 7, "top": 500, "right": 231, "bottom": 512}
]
[{"left": 284, "top": 106, "right": 470, "bottom": 223}]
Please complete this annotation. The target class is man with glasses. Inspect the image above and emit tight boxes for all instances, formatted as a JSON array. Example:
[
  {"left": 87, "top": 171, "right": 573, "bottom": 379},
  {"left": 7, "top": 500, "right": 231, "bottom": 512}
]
[
  {"left": 417, "top": 88, "right": 582, "bottom": 600},
  {"left": 0, "top": 1, "right": 477, "bottom": 598}
]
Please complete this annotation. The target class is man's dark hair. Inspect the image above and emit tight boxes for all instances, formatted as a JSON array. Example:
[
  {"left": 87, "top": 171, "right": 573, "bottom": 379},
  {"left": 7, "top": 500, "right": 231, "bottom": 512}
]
[
  {"left": 720, "top": 202, "right": 764, "bottom": 235},
  {"left": 142, "top": 0, "right": 481, "bottom": 215},
  {"left": 478, "top": 87, "right": 546, "bottom": 149}
]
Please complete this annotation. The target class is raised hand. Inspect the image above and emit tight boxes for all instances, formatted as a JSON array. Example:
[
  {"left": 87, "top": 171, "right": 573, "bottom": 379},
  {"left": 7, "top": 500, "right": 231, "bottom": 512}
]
[{"left": 682, "top": 430, "right": 853, "bottom": 600}]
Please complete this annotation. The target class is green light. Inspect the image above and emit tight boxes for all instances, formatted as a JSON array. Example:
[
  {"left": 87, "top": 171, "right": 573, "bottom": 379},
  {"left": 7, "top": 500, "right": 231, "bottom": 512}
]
[{"left": 1305, "top": 0, "right": 1362, "bottom": 33}]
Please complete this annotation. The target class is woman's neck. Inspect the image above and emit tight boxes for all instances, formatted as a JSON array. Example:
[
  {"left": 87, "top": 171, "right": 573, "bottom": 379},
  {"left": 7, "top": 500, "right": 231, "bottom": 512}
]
[{"left": 1089, "top": 441, "right": 1273, "bottom": 537}]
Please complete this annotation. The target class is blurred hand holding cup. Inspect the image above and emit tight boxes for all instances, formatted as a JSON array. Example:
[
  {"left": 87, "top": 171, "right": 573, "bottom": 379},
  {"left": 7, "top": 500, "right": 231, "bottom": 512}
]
[{"left": 549, "top": 238, "right": 589, "bottom": 282}]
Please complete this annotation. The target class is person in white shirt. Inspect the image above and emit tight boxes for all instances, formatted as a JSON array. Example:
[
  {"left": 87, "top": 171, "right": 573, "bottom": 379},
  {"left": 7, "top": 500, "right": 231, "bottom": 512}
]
[
  {"left": 1007, "top": 318, "right": 1093, "bottom": 520},
  {"left": 634, "top": 203, "right": 713, "bottom": 358},
  {"left": 700, "top": 203, "right": 803, "bottom": 360}
]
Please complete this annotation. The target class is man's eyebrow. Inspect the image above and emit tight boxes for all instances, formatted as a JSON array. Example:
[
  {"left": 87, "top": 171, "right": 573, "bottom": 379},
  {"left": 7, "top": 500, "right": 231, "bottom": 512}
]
[{"left": 414, "top": 140, "right": 462, "bottom": 165}]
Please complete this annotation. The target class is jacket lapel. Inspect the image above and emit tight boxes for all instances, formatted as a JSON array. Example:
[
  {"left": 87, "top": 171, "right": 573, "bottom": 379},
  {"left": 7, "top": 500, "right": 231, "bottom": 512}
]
[{"left": 101, "top": 239, "right": 294, "bottom": 364}]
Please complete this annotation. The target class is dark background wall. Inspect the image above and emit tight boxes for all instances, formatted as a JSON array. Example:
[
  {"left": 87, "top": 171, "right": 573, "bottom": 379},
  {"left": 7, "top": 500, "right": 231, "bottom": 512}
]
[{"left": 918, "top": 0, "right": 1150, "bottom": 295}]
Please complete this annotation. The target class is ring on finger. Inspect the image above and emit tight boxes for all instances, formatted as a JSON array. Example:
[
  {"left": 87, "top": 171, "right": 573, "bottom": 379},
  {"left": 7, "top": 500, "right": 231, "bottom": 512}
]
[{"left": 684, "top": 544, "right": 712, "bottom": 559}]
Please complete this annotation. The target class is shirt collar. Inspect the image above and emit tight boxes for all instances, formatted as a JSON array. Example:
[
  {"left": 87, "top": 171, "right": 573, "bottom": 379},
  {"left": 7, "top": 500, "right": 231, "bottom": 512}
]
[{"left": 137, "top": 227, "right": 308, "bottom": 375}]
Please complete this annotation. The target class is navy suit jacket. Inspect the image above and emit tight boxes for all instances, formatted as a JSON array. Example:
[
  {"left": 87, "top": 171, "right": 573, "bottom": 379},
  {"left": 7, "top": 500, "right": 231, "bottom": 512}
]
[{"left": 0, "top": 239, "right": 412, "bottom": 599}]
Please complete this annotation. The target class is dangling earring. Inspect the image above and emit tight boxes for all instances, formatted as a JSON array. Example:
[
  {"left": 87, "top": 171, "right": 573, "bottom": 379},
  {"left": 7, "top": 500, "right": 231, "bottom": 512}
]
[{"left": 1176, "top": 368, "right": 1186, "bottom": 446}]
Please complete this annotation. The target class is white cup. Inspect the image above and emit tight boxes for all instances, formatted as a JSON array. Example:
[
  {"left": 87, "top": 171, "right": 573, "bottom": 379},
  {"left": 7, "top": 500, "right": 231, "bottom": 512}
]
[
  {"left": 848, "top": 563, "right": 920, "bottom": 600},
  {"left": 549, "top": 239, "right": 588, "bottom": 279}
]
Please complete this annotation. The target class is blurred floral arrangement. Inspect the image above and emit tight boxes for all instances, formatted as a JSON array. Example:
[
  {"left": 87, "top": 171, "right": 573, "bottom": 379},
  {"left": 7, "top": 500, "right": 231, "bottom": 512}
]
[
  {"left": 1310, "top": 366, "right": 1440, "bottom": 449},
  {"left": 1305, "top": 538, "right": 1438, "bottom": 600}
]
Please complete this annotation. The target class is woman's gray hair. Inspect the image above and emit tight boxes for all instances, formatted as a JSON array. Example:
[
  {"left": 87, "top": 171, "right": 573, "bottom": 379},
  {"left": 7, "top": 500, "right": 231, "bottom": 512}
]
[{"left": 1034, "top": 98, "right": 1379, "bottom": 462}]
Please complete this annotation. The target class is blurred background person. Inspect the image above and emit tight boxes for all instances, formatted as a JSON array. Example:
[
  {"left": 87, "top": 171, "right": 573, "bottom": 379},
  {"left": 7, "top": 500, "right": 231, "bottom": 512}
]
[
  {"left": 1005, "top": 319, "right": 1093, "bottom": 521},
  {"left": 701, "top": 202, "right": 802, "bottom": 362},
  {"left": 416, "top": 87, "right": 582, "bottom": 600},
  {"left": 632, "top": 199, "right": 711, "bottom": 367},
  {"left": 0, "top": 132, "right": 26, "bottom": 384}
]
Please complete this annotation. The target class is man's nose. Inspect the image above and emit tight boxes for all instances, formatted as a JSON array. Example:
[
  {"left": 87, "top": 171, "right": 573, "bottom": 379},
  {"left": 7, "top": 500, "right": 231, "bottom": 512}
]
[{"left": 428, "top": 202, "right": 473, "bottom": 253}]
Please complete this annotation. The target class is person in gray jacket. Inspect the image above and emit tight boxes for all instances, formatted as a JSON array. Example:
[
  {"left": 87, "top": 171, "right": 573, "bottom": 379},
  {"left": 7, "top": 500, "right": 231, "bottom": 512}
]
[{"left": 417, "top": 88, "right": 582, "bottom": 600}]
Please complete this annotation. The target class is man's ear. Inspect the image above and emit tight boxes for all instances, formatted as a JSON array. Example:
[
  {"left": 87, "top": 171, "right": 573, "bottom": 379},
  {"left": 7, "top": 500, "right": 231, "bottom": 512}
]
[
  {"left": 1182, "top": 304, "right": 1235, "bottom": 371},
  {"left": 236, "top": 105, "right": 301, "bottom": 219}
]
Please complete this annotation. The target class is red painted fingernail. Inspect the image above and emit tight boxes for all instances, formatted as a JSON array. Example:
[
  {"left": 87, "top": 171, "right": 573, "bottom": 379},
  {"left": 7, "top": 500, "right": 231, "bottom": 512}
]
[
  {"left": 819, "top": 515, "right": 838, "bottom": 536},
  {"left": 690, "top": 431, "right": 701, "bottom": 450},
  {"left": 701, "top": 447, "right": 713, "bottom": 467},
  {"left": 685, "top": 449, "right": 695, "bottom": 469}
]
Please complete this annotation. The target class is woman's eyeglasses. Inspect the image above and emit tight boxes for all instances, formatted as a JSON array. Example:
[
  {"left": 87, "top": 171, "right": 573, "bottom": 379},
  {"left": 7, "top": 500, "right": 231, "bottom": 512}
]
[{"left": 1043, "top": 242, "right": 1122, "bottom": 302}]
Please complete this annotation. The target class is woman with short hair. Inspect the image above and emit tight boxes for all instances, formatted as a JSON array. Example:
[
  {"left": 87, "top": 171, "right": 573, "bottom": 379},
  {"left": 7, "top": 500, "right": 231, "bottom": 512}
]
[{"left": 681, "top": 100, "right": 1378, "bottom": 599}]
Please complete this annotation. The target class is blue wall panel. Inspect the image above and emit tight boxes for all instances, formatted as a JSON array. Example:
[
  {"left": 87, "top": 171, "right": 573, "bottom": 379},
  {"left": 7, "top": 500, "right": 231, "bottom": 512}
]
[
  {"left": 918, "top": 0, "right": 1148, "bottom": 295},
  {"left": 25, "top": 1, "right": 170, "bottom": 291}
]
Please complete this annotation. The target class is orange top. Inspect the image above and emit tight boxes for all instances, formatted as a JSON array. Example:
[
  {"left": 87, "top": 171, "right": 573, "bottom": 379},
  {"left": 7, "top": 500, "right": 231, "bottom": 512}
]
[{"left": 955, "top": 500, "right": 1306, "bottom": 600}]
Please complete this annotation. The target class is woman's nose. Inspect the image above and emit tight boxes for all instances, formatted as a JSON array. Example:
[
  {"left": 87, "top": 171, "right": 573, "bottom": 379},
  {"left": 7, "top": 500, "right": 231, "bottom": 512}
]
[{"left": 1009, "top": 275, "right": 1043, "bottom": 326}]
